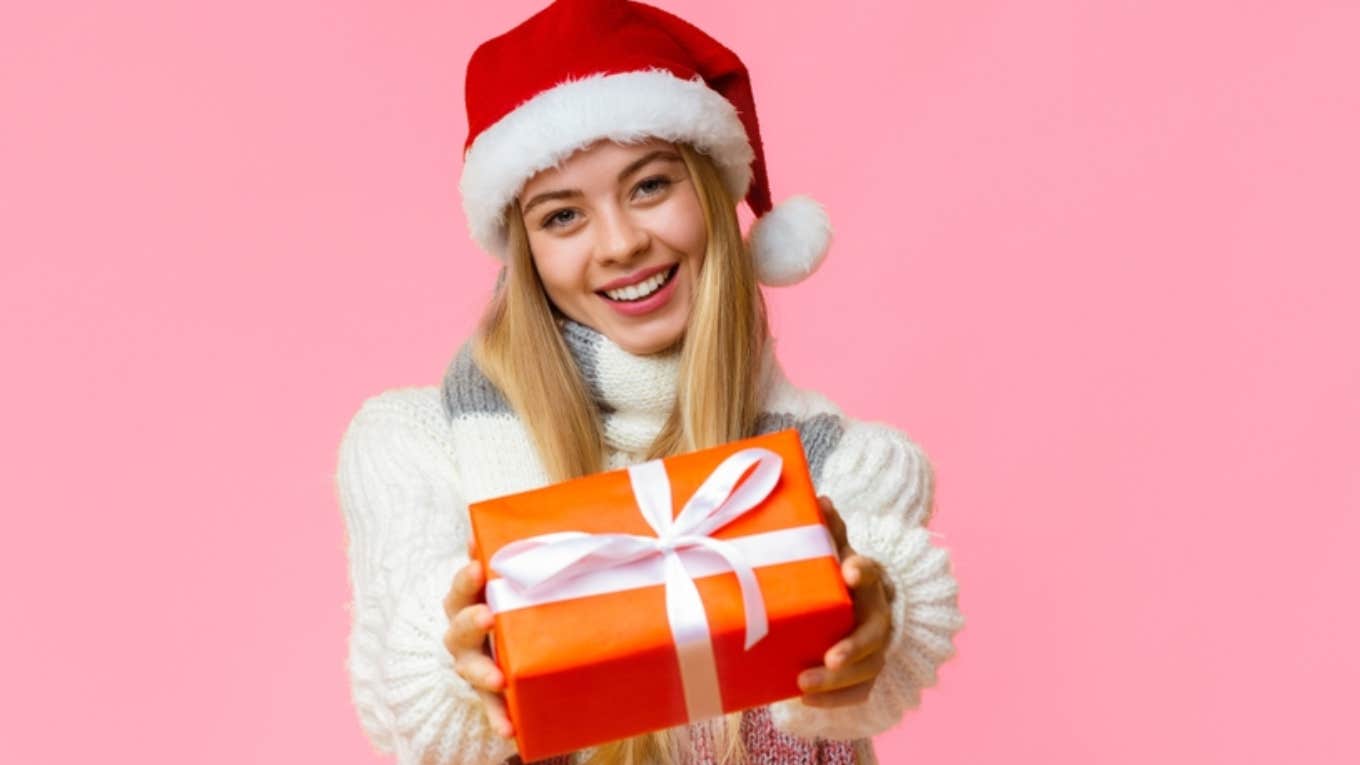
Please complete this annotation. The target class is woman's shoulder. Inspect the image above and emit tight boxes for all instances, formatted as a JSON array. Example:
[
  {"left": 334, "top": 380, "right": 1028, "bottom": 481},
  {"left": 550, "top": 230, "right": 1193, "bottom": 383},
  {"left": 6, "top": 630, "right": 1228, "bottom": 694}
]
[
  {"left": 335, "top": 386, "right": 473, "bottom": 576},
  {"left": 760, "top": 354, "right": 922, "bottom": 445},
  {"left": 338, "top": 385, "right": 454, "bottom": 471},
  {"left": 757, "top": 349, "right": 849, "bottom": 424},
  {"left": 761, "top": 358, "right": 933, "bottom": 524},
  {"left": 344, "top": 384, "right": 447, "bottom": 430}
]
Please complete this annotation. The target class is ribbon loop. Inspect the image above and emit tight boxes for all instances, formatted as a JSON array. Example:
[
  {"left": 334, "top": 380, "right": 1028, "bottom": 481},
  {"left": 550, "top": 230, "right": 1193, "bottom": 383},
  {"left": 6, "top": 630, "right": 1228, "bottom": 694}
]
[{"left": 629, "top": 459, "right": 675, "bottom": 537}]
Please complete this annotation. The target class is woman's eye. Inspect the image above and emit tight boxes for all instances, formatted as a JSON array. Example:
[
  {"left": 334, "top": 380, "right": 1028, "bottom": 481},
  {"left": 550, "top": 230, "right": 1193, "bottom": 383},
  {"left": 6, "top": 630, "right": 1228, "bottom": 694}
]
[
  {"left": 543, "top": 209, "right": 577, "bottom": 229},
  {"left": 635, "top": 176, "right": 672, "bottom": 197},
  {"left": 540, "top": 179, "right": 670, "bottom": 229}
]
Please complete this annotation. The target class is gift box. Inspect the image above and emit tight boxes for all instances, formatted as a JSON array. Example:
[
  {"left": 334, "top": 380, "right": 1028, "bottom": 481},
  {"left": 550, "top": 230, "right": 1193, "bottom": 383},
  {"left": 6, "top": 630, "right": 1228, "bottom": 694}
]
[{"left": 467, "top": 428, "right": 854, "bottom": 762}]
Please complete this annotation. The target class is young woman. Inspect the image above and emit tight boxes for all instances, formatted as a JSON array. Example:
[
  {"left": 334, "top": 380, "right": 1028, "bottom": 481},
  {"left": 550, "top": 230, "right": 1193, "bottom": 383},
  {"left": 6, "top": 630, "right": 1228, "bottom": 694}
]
[{"left": 335, "top": 1, "right": 963, "bottom": 763}]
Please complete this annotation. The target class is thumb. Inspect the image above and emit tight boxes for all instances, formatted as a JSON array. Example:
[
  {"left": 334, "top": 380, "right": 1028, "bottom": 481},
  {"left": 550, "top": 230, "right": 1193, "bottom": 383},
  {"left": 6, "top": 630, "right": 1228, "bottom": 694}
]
[{"left": 817, "top": 495, "right": 850, "bottom": 555}]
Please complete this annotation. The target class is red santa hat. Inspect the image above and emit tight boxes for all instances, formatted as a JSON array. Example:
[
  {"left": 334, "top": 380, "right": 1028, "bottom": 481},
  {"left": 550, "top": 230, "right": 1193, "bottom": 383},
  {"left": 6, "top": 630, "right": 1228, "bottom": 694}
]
[{"left": 459, "top": 0, "right": 832, "bottom": 287}]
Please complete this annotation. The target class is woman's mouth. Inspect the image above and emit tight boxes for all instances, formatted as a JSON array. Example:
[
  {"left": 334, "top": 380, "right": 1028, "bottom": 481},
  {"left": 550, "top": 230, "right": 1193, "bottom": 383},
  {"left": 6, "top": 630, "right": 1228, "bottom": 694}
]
[
  {"left": 597, "top": 264, "right": 680, "bottom": 316},
  {"left": 598, "top": 264, "right": 679, "bottom": 302}
]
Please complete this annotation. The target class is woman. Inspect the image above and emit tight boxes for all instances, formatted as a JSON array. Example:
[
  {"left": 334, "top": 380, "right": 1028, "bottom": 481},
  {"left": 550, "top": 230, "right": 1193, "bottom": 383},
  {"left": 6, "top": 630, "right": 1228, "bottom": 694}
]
[{"left": 335, "top": 1, "right": 963, "bottom": 763}]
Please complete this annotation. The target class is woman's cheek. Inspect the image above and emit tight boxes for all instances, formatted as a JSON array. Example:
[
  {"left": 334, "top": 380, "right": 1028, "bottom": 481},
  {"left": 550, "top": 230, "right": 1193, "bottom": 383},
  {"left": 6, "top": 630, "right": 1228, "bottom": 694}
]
[
  {"left": 655, "top": 196, "right": 708, "bottom": 258},
  {"left": 527, "top": 237, "right": 561, "bottom": 287},
  {"left": 532, "top": 239, "right": 591, "bottom": 297}
]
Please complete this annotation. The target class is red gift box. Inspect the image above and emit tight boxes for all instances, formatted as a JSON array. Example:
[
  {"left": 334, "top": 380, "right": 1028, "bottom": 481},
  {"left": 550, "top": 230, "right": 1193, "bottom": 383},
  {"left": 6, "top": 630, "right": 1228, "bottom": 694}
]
[{"left": 467, "top": 428, "right": 854, "bottom": 761}]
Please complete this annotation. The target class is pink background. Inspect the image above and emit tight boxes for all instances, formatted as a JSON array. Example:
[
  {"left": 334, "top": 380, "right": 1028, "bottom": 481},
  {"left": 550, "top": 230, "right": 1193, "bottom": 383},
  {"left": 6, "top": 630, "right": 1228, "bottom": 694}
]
[{"left": 4, "top": 1, "right": 1356, "bottom": 762}]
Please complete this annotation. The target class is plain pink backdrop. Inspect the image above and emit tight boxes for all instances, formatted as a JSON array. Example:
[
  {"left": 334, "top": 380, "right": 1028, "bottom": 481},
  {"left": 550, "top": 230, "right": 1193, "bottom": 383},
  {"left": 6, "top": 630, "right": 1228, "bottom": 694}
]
[{"left": 3, "top": 1, "right": 1356, "bottom": 762}]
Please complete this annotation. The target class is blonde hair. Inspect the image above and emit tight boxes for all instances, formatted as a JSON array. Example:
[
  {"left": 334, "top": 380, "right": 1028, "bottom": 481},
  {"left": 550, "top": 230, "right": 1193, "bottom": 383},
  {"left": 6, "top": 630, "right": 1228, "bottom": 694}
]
[{"left": 470, "top": 141, "right": 769, "bottom": 764}]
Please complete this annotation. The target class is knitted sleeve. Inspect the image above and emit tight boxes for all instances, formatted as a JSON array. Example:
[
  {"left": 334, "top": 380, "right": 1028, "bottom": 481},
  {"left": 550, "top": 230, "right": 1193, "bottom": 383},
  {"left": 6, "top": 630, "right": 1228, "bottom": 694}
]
[
  {"left": 335, "top": 391, "right": 519, "bottom": 765},
  {"left": 767, "top": 418, "right": 964, "bottom": 742}
]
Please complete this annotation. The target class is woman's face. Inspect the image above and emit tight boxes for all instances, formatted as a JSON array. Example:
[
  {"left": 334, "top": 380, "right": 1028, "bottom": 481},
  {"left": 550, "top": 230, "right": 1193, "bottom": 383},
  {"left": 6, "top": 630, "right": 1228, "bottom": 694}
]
[{"left": 518, "top": 138, "right": 707, "bottom": 355}]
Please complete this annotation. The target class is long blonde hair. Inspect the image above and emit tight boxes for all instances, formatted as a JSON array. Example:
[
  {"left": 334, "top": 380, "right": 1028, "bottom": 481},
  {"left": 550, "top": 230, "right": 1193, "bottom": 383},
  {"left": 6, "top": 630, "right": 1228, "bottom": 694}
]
[{"left": 470, "top": 141, "right": 769, "bottom": 764}]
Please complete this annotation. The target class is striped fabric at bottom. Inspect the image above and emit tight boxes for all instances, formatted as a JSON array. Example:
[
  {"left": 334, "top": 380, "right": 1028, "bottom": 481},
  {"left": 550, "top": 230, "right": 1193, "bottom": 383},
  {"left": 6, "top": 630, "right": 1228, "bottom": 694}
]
[{"left": 503, "top": 704, "right": 871, "bottom": 764}]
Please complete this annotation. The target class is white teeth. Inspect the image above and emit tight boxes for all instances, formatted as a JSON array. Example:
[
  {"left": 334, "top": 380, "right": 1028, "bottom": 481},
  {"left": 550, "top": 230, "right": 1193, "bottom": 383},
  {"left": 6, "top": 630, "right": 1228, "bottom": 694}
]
[{"left": 604, "top": 266, "right": 673, "bottom": 301}]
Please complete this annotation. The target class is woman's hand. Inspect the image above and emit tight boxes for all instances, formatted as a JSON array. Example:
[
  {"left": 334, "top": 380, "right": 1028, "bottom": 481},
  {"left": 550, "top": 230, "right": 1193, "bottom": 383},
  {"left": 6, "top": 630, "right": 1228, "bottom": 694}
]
[
  {"left": 443, "top": 540, "right": 515, "bottom": 739},
  {"left": 797, "top": 495, "right": 897, "bottom": 707}
]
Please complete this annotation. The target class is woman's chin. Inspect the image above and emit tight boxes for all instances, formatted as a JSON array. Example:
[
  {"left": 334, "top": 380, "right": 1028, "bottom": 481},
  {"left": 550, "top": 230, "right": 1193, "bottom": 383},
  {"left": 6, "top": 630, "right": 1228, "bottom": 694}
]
[
  {"left": 599, "top": 313, "right": 687, "bottom": 355},
  {"left": 609, "top": 327, "right": 685, "bottom": 355}
]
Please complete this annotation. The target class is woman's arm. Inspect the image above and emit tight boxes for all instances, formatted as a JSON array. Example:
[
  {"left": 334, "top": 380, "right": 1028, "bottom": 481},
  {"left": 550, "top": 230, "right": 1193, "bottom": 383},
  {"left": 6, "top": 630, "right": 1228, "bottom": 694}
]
[
  {"left": 768, "top": 418, "right": 964, "bottom": 742},
  {"left": 336, "top": 391, "right": 519, "bottom": 765}
]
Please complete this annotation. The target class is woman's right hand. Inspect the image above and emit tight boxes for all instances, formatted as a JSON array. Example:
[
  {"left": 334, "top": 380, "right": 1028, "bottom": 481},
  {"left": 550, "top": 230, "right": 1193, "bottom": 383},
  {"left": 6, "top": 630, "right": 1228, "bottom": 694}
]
[{"left": 443, "top": 546, "right": 515, "bottom": 740}]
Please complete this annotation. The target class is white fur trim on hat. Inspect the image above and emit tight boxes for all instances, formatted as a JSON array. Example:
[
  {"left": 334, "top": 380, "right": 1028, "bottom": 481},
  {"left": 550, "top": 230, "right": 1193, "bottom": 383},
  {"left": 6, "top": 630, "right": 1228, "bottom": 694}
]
[
  {"left": 459, "top": 68, "right": 754, "bottom": 259},
  {"left": 748, "top": 195, "right": 833, "bottom": 287}
]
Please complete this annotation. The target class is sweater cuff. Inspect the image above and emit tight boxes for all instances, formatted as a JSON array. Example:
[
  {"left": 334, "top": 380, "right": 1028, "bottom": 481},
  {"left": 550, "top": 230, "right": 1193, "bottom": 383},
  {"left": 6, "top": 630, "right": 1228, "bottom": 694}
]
[
  {"left": 769, "top": 513, "right": 963, "bottom": 741},
  {"left": 380, "top": 558, "right": 520, "bottom": 765}
]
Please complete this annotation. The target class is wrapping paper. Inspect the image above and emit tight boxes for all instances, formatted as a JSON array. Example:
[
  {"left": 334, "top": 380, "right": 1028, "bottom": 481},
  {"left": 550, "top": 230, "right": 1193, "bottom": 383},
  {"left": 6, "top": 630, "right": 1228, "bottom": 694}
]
[{"left": 468, "top": 428, "right": 854, "bottom": 761}]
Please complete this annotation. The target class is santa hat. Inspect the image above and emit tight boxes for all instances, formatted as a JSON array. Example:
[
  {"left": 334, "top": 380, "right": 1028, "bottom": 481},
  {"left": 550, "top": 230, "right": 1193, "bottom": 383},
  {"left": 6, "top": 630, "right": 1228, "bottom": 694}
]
[{"left": 459, "top": 0, "right": 831, "bottom": 287}]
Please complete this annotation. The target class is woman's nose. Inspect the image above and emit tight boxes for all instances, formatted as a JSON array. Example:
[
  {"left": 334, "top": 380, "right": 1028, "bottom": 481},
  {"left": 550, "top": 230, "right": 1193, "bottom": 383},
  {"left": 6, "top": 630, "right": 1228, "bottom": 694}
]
[{"left": 594, "top": 206, "right": 649, "bottom": 264}]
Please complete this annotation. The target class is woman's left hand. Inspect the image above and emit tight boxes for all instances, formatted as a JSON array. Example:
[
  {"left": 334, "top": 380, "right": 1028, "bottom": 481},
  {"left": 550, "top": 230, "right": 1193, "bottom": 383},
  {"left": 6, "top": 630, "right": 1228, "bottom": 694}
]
[{"left": 797, "top": 495, "right": 897, "bottom": 707}]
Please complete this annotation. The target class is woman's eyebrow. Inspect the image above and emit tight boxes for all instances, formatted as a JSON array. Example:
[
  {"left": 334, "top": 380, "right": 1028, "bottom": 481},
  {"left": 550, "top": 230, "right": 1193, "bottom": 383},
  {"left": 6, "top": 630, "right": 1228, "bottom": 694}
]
[{"left": 521, "top": 150, "right": 682, "bottom": 216}]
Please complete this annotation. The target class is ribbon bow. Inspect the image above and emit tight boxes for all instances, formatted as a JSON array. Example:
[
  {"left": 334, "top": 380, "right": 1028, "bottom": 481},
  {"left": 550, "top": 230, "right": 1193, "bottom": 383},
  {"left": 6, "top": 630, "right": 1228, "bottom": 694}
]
[
  {"left": 488, "top": 447, "right": 825, "bottom": 721},
  {"left": 491, "top": 447, "right": 783, "bottom": 650}
]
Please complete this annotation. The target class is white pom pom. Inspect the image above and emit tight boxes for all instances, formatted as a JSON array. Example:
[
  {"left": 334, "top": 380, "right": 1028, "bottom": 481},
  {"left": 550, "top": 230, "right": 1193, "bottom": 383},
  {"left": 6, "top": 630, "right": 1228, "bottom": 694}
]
[{"left": 747, "top": 195, "right": 833, "bottom": 287}]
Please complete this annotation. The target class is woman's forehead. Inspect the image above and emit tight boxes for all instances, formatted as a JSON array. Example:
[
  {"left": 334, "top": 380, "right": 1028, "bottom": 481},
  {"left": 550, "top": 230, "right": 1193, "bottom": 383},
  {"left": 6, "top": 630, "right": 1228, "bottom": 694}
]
[{"left": 522, "top": 137, "right": 679, "bottom": 193}]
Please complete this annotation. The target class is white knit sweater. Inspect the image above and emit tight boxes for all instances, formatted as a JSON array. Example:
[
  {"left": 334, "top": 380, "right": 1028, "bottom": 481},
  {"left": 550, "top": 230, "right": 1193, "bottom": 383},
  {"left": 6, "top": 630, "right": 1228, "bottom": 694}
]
[{"left": 334, "top": 323, "right": 963, "bottom": 764}]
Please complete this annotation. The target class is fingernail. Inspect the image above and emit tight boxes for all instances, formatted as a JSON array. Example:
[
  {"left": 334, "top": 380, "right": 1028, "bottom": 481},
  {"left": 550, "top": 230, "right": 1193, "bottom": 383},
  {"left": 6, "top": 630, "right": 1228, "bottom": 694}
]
[{"left": 799, "top": 671, "right": 822, "bottom": 690}]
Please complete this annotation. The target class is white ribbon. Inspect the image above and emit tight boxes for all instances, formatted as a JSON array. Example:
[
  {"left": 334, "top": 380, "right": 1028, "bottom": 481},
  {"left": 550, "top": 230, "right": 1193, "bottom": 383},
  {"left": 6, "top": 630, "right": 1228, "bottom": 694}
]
[{"left": 485, "top": 446, "right": 836, "bottom": 722}]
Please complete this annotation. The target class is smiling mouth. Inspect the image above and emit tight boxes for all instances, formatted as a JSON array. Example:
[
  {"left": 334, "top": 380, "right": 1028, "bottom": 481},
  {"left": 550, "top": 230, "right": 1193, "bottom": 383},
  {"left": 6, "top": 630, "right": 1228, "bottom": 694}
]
[{"left": 595, "top": 259, "right": 680, "bottom": 299}]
